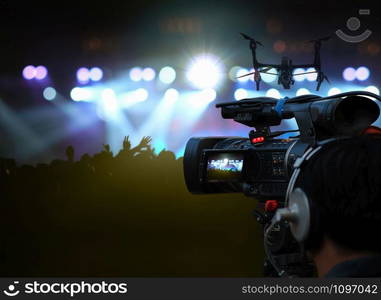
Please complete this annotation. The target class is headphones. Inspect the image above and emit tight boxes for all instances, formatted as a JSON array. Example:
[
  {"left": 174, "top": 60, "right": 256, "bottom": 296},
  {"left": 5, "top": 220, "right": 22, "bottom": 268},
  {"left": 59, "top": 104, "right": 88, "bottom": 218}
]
[
  {"left": 273, "top": 138, "right": 340, "bottom": 243},
  {"left": 263, "top": 138, "right": 342, "bottom": 277}
]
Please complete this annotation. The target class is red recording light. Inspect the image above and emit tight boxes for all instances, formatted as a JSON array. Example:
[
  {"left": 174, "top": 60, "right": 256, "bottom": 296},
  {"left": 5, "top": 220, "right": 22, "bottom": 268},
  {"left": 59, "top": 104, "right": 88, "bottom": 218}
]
[
  {"left": 251, "top": 136, "right": 265, "bottom": 144},
  {"left": 265, "top": 200, "right": 279, "bottom": 212}
]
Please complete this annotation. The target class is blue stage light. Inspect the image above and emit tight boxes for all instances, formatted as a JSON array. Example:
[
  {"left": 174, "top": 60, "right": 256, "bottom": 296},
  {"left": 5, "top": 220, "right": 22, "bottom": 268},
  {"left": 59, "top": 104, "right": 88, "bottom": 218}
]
[{"left": 43, "top": 87, "right": 57, "bottom": 101}]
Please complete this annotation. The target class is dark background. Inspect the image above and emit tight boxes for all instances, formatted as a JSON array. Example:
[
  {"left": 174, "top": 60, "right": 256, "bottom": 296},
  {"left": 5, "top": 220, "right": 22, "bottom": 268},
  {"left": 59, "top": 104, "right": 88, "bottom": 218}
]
[{"left": 0, "top": 0, "right": 380, "bottom": 277}]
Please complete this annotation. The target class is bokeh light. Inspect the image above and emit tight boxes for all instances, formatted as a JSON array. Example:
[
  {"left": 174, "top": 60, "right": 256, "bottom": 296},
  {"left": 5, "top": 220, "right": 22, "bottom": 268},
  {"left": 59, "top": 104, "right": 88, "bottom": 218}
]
[
  {"left": 261, "top": 68, "right": 277, "bottom": 83},
  {"left": 343, "top": 67, "right": 356, "bottom": 81},
  {"left": 356, "top": 66, "right": 370, "bottom": 81},
  {"left": 273, "top": 40, "right": 286, "bottom": 53},
  {"left": 89, "top": 67, "right": 103, "bottom": 81},
  {"left": 364, "top": 85, "right": 380, "bottom": 95},
  {"left": 43, "top": 87, "right": 57, "bottom": 101},
  {"left": 22, "top": 65, "right": 36, "bottom": 80},
  {"left": 293, "top": 68, "right": 305, "bottom": 82},
  {"left": 142, "top": 67, "right": 156, "bottom": 81},
  {"left": 234, "top": 88, "right": 248, "bottom": 100},
  {"left": 328, "top": 87, "right": 342, "bottom": 96},
  {"left": 158, "top": 66, "right": 176, "bottom": 84},
  {"left": 266, "top": 88, "right": 281, "bottom": 99},
  {"left": 70, "top": 87, "right": 93, "bottom": 101},
  {"left": 296, "top": 88, "right": 310, "bottom": 96},
  {"left": 164, "top": 88, "right": 179, "bottom": 102},
  {"left": 129, "top": 67, "right": 143, "bottom": 82},
  {"left": 305, "top": 67, "right": 317, "bottom": 81},
  {"left": 236, "top": 68, "right": 250, "bottom": 83},
  {"left": 186, "top": 54, "right": 223, "bottom": 89},
  {"left": 77, "top": 67, "right": 90, "bottom": 83},
  {"left": 35, "top": 66, "right": 48, "bottom": 80}
]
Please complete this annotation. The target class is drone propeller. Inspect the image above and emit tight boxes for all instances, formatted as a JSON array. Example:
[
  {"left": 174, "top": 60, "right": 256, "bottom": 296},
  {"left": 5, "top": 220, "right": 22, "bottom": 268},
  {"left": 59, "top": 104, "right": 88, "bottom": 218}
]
[
  {"left": 236, "top": 68, "right": 278, "bottom": 79},
  {"left": 240, "top": 33, "right": 263, "bottom": 46}
]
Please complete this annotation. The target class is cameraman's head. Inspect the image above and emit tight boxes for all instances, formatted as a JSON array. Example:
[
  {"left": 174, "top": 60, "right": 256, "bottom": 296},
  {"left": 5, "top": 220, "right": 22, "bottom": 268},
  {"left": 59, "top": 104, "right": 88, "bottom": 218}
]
[{"left": 295, "top": 134, "right": 381, "bottom": 277}]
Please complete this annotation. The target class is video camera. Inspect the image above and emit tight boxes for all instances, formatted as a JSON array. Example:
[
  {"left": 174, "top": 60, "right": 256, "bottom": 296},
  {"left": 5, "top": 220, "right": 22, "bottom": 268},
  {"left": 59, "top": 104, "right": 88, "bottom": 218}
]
[{"left": 183, "top": 91, "right": 381, "bottom": 277}]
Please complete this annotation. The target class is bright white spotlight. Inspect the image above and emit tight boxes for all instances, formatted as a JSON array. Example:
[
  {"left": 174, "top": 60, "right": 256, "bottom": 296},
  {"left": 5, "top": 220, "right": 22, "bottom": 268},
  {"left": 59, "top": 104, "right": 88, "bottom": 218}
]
[
  {"left": 343, "top": 67, "right": 356, "bottom": 81},
  {"left": 97, "top": 88, "right": 118, "bottom": 119},
  {"left": 234, "top": 88, "right": 248, "bottom": 100},
  {"left": 364, "top": 85, "right": 380, "bottom": 95},
  {"left": 129, "top": 67, "right": 143, "bottom": 82},
  {"left": 327, "top": 87, "right": 341, "bottom": 96},
  {"left": 201, "top": 88, "right": 217, "bottom": 102},
  {"left": 305, "top": 67, "right": 317, "bottom": 82},
  {"left": 293, "top": 68, "right": 306, "bottom": 82},
  {"left": 90, "top": 67, "right": 103, "bottom": 81},
  {"left": 142, "top": 67, "right": 156, "bottom": 81},
  {"left": 236, "top": 68, "right": 250, "bottom": 83},
  {"left": 164, "top": 88, "right": 179, "bottom": 102},
  {"left": 296, "top": 88, "right": 310, "bottom": 96},
  {"left": 70, "top": 87, "right": 93, "bottom": 101},
  {"left": 266, "top": 88, "right": 281, "bottom": 99},
  {"left": 261, "top": 68, "right": 277, "bottom": 83},
  {"left": 43, "top": 87, "right": 57, "bottom": 101},
  {"left": 158, "top": 66, "right": 176, "bottom": 84},
  {"left": 356, "top": 66, "right": 370, "bottom": 81},
  {"left": 186, "top": 54, "right": 223, "bottom": 89}
]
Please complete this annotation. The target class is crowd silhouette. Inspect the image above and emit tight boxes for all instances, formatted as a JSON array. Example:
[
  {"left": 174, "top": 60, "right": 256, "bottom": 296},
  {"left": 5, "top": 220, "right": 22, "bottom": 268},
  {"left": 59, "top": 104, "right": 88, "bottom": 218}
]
[{"left": 0, "top": 136, "right": 263, "bottom": 276}]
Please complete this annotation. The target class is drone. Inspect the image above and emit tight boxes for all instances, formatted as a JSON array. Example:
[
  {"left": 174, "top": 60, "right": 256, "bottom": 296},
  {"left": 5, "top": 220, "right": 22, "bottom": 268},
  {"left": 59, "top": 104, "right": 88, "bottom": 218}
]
[{"left": 239, "top": 33, "right": 330, "bottom": 91}]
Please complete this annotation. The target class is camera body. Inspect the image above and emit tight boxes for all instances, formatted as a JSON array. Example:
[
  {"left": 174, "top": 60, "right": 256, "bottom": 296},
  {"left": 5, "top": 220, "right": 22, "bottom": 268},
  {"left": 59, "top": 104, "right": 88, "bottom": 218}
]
[{"left": 183, "top": 91, "right": 381, "bottom": 277}]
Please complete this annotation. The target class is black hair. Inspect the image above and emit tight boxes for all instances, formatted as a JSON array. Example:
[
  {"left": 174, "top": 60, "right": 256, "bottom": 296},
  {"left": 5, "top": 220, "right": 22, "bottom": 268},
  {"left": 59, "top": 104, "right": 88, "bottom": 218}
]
[{"left": 295, "top": 135, "right": 381, "bottom": 253}]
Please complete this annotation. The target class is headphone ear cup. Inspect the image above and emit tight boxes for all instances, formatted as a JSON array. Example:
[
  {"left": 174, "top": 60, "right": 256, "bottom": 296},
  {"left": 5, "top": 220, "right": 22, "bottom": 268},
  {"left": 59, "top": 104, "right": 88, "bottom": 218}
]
[{"left": 288, "top": 188, "right": 311, "bottom": 242}]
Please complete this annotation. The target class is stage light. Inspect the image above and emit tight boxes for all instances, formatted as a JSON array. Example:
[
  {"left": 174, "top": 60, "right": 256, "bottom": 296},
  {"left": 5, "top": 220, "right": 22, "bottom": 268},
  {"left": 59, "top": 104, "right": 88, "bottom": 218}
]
[
  {"left": 22, "top": 65, "right": 36, "bottom": 80},
  {"left": 293, "top": 68, "right": 305, "bottom": 82},
  {"left": 305, "top": 67, "right": 317, "bottom": 81},
  {"left": 186, "top": 54, "right": 223, "bottom": 89},
  {"left": 135, "top": 88, "right": 149, "bottom": 102},
  {"left": 129, "top": 67, "right": 143, "bottom": 82},
  {"left": 89, "top": 67, "right": 103, "bottom": 81},
  {"left": 97, "top": 88, "right": 118, "bottom": 119},
  {"left": 43, "top": 87, "right": 57, "bottom": 101},
  {"left": 158, "top": 66, "right": 176, "bottom": 84},
  {"left": 77, "top": 67, "right": 90, "bottom": 83},
  {"left": 200, "top": 88, "right": 217, "bottom": 102},
  {"left": 364, "top": 85, "right": 380, "bottom": 95},
  {"left": 35, "top": 66, "right": 48, "bottom": 80},
  {"left": 328, "top": 87, "right": 341, "bottom": 96},
  {"left": 70, "top": 87, "right": 93, "bottom": 101},
  {"left": 343, "top": 67, "right": 356, "bottom": 81},
  {"left": 234, "top": 88, "right": 248, "bottom": 100},
  {"left": 266, "top": 88, "right": 281, "bottom": 99},
  {"left": 296, "top": 88, "right": 310, "bottom": 96},
  {"left": 142, "top": 67, "right": 156, "bottom": 81},
  {"left": 236, "top": 68, "right": 250, "bottom": 83},
  {"left": 229, "top": 66, "right": 241, "bottom": 82},
  {"left": 261, "top": 68, "right": 277, "bottom": 83},
  {"left": 164, "top": 88, "right": 179, "bottom": 102},
  {"left": 356, "top": 66, "right": 370, "bottom": 81}
]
